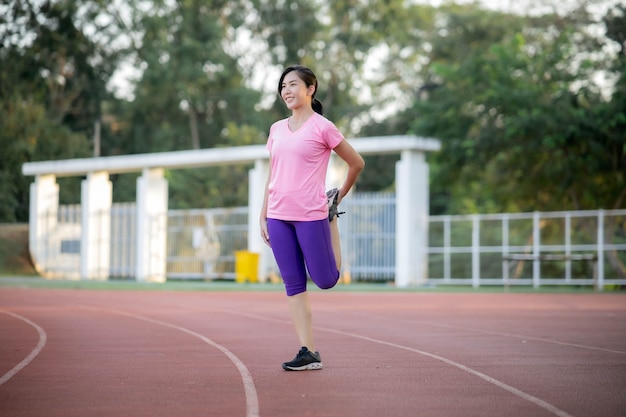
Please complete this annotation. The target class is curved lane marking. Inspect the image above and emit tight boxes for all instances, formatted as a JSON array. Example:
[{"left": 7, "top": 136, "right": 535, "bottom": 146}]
[
  {"left": 0, "top": 310, "right": 47, "bottom": 386},
  {"left": 317, "top": 324, "right": 575, "bottom": 417},
  {"left": 217, "top": 308, "right": 574, "bottom": 417},
  {"left": 346, "top": 311, "right": 626, "bottom": 356},
  {"left": 84, "top": 307, "right": 259, "bottom": 417},
  {"left": 421, "top": 320, "right": 626, "bottom": 355}
]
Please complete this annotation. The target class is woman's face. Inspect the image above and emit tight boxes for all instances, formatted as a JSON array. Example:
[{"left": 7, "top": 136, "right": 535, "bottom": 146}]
[{"left": 280, "top": 71, "right": 314, "bottom": 111}]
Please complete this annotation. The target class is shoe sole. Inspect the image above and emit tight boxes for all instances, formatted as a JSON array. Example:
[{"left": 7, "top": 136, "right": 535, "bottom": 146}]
[{"left": 282, "top": 362, "right": 323, "bottom": 371}]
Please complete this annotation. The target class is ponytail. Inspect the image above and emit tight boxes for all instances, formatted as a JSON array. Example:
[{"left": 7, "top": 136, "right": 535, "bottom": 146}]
[{"left": 312, "top": 97, "right": 323, "bottom": 115}]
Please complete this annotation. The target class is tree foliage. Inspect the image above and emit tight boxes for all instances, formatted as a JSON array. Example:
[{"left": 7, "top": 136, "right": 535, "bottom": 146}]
[
  {"left": 1, "top": 0, "right": 116, "bottom": 219},
  {"left": 1, "top": 0, "right": 624, "bottom": 221},
  {"left": 408, "top": 3, "right": 625, "bottom": 213}
]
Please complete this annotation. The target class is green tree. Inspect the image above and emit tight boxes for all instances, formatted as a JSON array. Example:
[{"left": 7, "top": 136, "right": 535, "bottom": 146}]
[
  {"left": 167, "top": 124, "right": 265, "bottom": 209},
  {"left": 112, "top": 0, "right": 265, "bottom": 152},
  {"left": 4, "top": 0, "right": 622, "bottom": 217},
  {"left": 0, "top": 0, "right": 119, "bottom": 220},
  {"left": 104, "top": 0, "right": 269, "bottom": 207},
  {"left": 408, "top": 3, "right": 624, "bottom": 213},
  {"left": 247, "top": 0, "right": 437, "bottom": 193},
  {"left": 599, "top": 3, "right": 626, "bottom": 210}
]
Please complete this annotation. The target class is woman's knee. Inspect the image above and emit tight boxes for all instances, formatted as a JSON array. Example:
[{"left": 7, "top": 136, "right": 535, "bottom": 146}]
[{"left": 314, "top": 270, "right": 340, "bottom": 290}]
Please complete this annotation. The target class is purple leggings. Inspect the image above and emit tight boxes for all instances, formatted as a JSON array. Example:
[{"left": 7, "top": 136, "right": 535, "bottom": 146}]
[{"left": 267, "top": 218, "right": 339, "bottom": 296}]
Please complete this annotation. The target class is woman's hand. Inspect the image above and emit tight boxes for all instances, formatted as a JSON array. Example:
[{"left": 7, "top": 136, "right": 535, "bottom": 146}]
[
  {"left": 260, "top": 219, "right": 271, "bottom": 247},
  {"left": 337, "top": 189, "right": 345, "bottom": 205}
]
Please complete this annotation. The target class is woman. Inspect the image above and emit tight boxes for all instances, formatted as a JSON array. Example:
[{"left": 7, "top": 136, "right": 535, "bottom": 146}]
[{"left": 260, "top": 65, "right": 365, "bottom": 371}]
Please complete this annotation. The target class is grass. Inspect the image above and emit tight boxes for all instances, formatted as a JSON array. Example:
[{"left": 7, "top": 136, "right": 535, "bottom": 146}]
[
  {"left": 0, "top": 275, "right": 611, "bottom": 294},
  {"left": 0, "top": 224, "right": 36, "bottom": 276}
]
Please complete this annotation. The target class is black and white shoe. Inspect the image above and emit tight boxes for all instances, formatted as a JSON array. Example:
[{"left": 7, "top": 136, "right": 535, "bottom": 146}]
[
  {"left": 282, "top": 346, "right": 323, "bottom": 371},
  {"left": 326, "top": 188, "right": 345, "bottom": 222}
]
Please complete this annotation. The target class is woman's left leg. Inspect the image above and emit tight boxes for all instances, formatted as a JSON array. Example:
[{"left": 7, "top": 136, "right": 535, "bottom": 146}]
[{"left": 329, "top": 216, "right": 342, "bottom": 271}]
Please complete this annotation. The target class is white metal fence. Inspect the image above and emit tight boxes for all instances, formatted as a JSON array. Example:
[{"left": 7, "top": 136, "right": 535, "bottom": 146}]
[
  {"left": 340, "top": 192, "right": 396, "bottom": 280},
  {"left": 110, "top": 203, "right": 136, "bottom": 277},
  {"left": 36, "top": 196, "right": 626, "bottom": 289},
  {"left": 428, "top": 210, "right": 626, "bottom": 289},
  {"left": 166, "top": 207, "right": 248, "bottom": 280}
]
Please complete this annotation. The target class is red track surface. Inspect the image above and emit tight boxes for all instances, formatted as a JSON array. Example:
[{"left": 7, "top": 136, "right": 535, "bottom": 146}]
[{"left": 1, "top": 288, "right": 625, "bottom": 417}]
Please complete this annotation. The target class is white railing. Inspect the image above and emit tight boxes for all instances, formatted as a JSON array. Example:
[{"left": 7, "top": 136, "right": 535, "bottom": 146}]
[
  {"left": 37, "top": 197, "right": 626, "bottom": 289},
  {"left": 339, "top": 192, "right": 396, "bottom": 280},
  {"left": 428, "top": 210, "right": 626, "bottom": 289},
  {"left": 166, "top": 207, "right": 248, "bottom": 280},
  {"left": 109, "top": 203, "right": 136, "bottom": 277}
]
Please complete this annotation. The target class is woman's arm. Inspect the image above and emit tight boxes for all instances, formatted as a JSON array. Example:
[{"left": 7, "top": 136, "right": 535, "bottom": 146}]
[
  {"left": 333, "top": 140, "right": 365, "bottom": 203},
  {"left": 259, "top": 162, "right": 272, "bottom": 246}
]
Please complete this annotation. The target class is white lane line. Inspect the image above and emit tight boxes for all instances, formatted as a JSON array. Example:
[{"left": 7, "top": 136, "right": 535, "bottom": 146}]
[
  {"left": 347, "top": 311, "right": 626, "bottom": 356},
  {"left": 83, "top": 307, "right": 259, "bottom": 417},
  {"left": 424, "top": 321, "right": 626, "bottom": 355},
  {"left": 217, "top": 309, "right": 574, "bottom": 417},
  {"left": 0, "top": 310, "right": 47, "bottom": 386},
  {"left": 317, "top": 324, "right": 575, "bottom": 417}
]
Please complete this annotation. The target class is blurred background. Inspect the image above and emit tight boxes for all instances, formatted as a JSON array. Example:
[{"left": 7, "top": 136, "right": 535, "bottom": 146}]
[{"left": 1, "top": 0, "right": 624, "bottom": 282}]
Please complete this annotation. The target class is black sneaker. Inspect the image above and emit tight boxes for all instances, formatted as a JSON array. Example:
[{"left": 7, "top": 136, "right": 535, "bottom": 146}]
[
  {"left": 326, "top": 188, "right": 345, "bottom": 222},
  {"left": 282, "top": 346, "right": 323, "bottom": 371}
]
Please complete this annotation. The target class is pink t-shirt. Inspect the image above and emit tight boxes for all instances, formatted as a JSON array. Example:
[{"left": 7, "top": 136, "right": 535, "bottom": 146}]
[{"left": 266, "top": 113, "right": 344, "bottom": 221}]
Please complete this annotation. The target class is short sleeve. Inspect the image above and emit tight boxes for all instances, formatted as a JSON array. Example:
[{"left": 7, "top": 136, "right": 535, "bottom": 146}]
[
  {"left": 266, "top": 121, "right": 279, "bottom": 152},
  {"left": 321, "top": 118, "right": 344, "bottom": 149}
]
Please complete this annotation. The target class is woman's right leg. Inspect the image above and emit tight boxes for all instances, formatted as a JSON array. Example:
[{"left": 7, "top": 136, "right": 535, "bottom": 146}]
[{"left": 286, "top": 291, "right": 314, "bottom": 351}]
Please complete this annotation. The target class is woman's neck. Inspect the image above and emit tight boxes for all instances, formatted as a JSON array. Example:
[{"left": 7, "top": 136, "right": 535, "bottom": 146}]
[
  {"left": 290, "top": 106, "right": 314, "bottom": 123},
  {"left": 288, "top": 106, "right": 315, "bottom": 131}
]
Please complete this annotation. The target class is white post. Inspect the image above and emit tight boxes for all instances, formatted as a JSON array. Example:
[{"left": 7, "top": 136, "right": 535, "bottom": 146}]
[
  {"left": 565, "top": 213, "right": 572, "bottom": 282},
  {"left": 395, "top": 150, "right": 429, "bottom": 287},
  {"left": 136, "top": 168, "right": 168, "bottom": 282},
  {"left": 533, "top": 211, "right": 541, "bottom": 288},
  {"left": 28, "top": 174, "right": 59, "bottom": 275},
  {"left": 80, "top": 171, "right": 112, "bottom": 280},
  {"left": 248, "top": 159, "right": 271, "bottom": 282},
  {"left": 443, "top": 217, "right": 451, "bottom": 282},
  {"left": 502, "top": 217, "right": 509, "bottom": 287},
  {"left": 597, "top": 210, "right": 604, "bottom": 290},
  {"left": 472, "top": 215, "right": 480, "bottom": 288}
]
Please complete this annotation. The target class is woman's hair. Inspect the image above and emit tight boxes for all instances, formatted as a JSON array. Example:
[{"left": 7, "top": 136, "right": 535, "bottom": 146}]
[{"left": 278, "top": 65, "right": 324, "bottom": 115}]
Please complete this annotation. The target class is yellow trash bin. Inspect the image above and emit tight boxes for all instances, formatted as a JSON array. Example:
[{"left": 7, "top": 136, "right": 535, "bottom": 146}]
[{"left": 234, "top": 251, "right": 259, "bottom": 283}]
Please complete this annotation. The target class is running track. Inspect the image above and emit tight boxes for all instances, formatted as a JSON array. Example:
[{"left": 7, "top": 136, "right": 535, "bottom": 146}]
[{"left": 1, "top": 287, "right": 625, "bottom": 417}]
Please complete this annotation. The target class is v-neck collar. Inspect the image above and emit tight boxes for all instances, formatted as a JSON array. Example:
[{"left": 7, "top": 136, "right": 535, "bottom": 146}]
[{"left": 287, "top": 113, "right": 315, "bottom": 133}]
